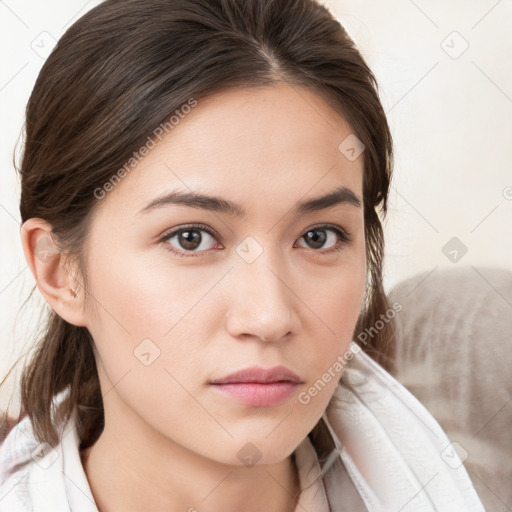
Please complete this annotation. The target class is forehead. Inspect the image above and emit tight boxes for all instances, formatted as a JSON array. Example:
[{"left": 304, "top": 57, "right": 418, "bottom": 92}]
[{"left": 95, "top": 83, "right": 364, "bottom": 220}]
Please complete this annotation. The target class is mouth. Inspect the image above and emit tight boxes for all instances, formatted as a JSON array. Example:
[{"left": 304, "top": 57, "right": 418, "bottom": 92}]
[{"left": 209, "top": 365, "right": 303, "bottom": 407}]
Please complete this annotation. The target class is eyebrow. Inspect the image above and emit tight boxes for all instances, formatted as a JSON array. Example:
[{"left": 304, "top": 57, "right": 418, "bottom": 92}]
[{"left": 137, "top": 185, "right": 362, "bottom": 217}]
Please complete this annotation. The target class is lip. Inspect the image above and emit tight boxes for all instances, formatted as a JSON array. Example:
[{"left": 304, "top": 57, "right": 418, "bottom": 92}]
[
  {"left": 210, "top": 365, "right": 302, "bottom": 385},
  {"left": 209, "top": 366, "right": 303, "bottom": 407}
]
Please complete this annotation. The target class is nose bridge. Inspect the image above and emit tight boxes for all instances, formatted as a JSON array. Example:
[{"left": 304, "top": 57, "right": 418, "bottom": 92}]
[{"left": 225, "top": 240, "right": 298, "bottom": 341}]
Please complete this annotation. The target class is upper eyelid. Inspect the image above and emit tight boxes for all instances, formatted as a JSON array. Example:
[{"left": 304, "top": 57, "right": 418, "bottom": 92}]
[{"left": 160, "top": 223, "right": 220, "bottom": 240}]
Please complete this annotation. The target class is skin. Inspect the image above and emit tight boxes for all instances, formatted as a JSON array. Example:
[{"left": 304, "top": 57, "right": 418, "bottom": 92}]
[{"left": 21, "top": 82, "right": 366, "bottom": 512}]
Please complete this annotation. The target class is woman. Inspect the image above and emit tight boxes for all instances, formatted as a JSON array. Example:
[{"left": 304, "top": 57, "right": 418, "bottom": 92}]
[{"left": 0, "top": 0, "right": 485, "bottom": 510}]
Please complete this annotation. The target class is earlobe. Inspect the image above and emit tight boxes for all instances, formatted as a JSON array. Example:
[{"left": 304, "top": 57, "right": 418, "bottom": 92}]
[{"left": 20, "top": 218, "right": 87, "bottom": 327}]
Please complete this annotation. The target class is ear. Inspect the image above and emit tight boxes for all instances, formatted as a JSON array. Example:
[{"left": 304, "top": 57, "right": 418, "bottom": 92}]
[{"left": 20, "top": 218, "right": 88, "bottom": 327}]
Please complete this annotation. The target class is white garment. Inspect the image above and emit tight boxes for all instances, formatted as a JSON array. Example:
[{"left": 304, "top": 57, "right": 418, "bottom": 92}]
[{"left": 0, "top": 342, "right": 485, "bottom": 511}]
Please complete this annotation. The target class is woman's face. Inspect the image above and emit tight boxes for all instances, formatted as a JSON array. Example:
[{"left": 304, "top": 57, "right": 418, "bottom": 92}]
[{"left": 82, "top": 82, "right": 366, "bottom": 465}]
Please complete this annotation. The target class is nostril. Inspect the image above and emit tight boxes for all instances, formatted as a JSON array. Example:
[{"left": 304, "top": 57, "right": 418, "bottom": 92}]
[{"left": 261, "top": 331, "right": 292, "bottom": 342}]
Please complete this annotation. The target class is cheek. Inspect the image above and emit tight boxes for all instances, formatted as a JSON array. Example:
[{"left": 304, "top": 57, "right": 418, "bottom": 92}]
[
  {"left": 90, "top": 245, "right": 213, "bottom": 330},
  {"left": 86, "top": 259, "right": 216, "bottom": 436},
  {"left": 291, "top": 302, "right": 363, "bottom": 442},
  {"left": 320, "top": 266, "right": 365, "bottom": 325},
  {"left": 289, "top": 256, "right": 365, "bottom": 407},
  {"left": 301, "top": 254, "right": 366, "bottom": 339},
  {"left": 85, "top": 252, "right": 218, "bottom": 386}
]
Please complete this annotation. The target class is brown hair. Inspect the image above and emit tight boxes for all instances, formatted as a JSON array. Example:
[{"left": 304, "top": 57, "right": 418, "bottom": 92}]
[{"left": 1, "top": 0, "right": 395, "bottom": 451}]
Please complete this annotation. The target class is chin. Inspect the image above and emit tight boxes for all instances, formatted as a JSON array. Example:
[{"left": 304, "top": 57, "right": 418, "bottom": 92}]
[{"left": 213, "top": 431, "right": 302, "bottom": 468}]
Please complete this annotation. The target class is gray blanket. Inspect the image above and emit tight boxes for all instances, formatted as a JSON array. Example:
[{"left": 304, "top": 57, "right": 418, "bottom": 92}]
[{"left": 389, "top": 266, "right": 512, "bottom": 512}]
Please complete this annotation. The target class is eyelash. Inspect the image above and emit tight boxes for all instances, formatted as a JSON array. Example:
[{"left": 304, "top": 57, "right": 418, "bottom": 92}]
[{"left": 158, "top": 223, "right": 352, "bottom": 258}]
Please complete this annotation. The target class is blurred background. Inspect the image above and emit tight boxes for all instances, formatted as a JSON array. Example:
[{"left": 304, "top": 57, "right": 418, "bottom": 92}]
[{"left": 1, "top": 0, "right": 511, "bottom": 492}]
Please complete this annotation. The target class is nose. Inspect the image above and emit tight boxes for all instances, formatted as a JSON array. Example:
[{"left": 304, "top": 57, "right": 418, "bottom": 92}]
[{"left": 224, "top": 254, "right": 300, "bottom": 343}]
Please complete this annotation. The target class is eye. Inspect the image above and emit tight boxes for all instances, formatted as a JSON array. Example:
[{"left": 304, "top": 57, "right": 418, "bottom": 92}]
[
  {"left": 158, "top": 223, "right": 352, "bottom": 258},
  {"left": 159, "top": 224, "right": 219, "bottom": 258},
  {"left": 295, "top": 224, "right": 352, "bottom": 253}
]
